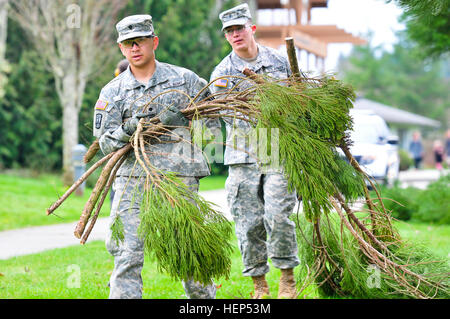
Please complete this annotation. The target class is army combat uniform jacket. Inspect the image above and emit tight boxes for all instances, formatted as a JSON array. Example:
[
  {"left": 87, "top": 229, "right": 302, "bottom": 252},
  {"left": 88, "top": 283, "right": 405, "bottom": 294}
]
[
  {"left": 93, "top": 60, "right": 210, "bottom": 178},
  {"left": 209, "top": 44, "right": 292, "bottom": 166},
  {"left": 209, "top": 44, "right": 300, "bottom": 277}
]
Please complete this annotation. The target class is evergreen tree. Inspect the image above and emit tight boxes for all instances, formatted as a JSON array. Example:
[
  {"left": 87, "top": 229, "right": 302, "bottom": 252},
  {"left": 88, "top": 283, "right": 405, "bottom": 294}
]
[
  {"left": 388, "top": 0, "right": 450, "bottom": 58},
  {"left": 338, "top": 35, "right": 449, "bottom": 123},
  {"left": 0, "top": 49, "right": 62, "bottom": 170},
  {"left": 0, "top": 0, "right": 238, "bottom": 173}
]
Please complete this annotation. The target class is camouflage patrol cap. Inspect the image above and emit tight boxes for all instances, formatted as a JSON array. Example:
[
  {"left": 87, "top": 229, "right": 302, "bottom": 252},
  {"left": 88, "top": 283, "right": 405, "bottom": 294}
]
[
  {"left": 116, "top": 15, "right": 155, "bottom": 43},
  {"left": 219, "top": 3, "right": 252, "bottom": 31}
]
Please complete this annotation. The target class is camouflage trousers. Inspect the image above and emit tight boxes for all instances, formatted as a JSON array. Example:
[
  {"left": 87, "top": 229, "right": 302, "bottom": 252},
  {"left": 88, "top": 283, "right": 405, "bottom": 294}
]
[
  {"left": 106, "top": 175, "right": 216, "bottom": 299},
  {"left": 225, "top": 164, "right": 300, "bottom": 277}
]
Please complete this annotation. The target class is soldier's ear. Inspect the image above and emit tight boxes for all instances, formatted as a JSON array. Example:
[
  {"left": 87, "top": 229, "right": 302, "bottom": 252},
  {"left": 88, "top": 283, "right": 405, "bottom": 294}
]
[
  {"left": 250, "top": 25, "right": 256, "bottom": 33},
  {"left": 118, "top": 43, "right": 126, "bottom": 56},
  {"left": 152, "top": 36, "right": 159, "bottom": 51}
]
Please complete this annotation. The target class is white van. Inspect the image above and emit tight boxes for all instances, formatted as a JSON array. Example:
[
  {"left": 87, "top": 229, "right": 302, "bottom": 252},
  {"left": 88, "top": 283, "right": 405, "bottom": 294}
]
[{"left": 346, "top": 109, "right": 400, "bottom": 186}]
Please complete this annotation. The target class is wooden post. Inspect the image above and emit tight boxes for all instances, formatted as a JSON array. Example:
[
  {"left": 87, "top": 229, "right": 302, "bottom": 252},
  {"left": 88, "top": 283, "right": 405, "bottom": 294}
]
[{"left": 285, "top": 37, "right": 300, "bottom": 78}]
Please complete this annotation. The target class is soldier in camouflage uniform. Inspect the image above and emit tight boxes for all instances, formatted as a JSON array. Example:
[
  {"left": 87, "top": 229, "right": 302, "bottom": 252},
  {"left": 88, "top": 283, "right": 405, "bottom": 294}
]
[
  {"left": 209, "top": 4, "right": 300, "bottom": 299},
  {"left": 93, "top": 14, "right": 216, "bottom": 299}
]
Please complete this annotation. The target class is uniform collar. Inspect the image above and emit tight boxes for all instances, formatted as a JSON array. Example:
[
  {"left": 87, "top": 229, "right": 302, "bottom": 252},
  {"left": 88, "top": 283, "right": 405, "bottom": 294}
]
[
  {"left": 123, "top": 60, "right": 168, "bottom": 90},
  {"left": 147, "top": 60, "right": 169, "bottom": 88},
  {"left": 122, "top": 66, "right": 142, "bottom": 89},
  {"left": 230, "top": 44, "right": 271, "bottom": 73}
]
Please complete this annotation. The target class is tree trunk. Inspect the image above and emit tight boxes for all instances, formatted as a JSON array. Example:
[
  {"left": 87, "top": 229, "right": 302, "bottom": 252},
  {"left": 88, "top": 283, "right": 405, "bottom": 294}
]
[
  {"left": 0, "top": 1, "right": 7, "bottom": 57},
  {"left": 0, "top": 0, "right": 8, "bottom": 99},
  {"left": 60, "top": 72, "right": 81, "bottom": 186},
  {"left": 62, "top": 104, "right": 79, "bottom": 186},
  {"left": 8, "top": 0, "right": 127, "bottom": 183}
]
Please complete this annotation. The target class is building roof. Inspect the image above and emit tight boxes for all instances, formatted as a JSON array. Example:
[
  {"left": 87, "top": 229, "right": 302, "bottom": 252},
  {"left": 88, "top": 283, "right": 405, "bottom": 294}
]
[
  {"left": 353, "top": 98, "right": 441, "bottom": 128},
  {"left": 257, "top": 0, "right": 327, "bottom": 9},
  {"left": 255, "top": 0, "right": 366, "bottom": 59}
]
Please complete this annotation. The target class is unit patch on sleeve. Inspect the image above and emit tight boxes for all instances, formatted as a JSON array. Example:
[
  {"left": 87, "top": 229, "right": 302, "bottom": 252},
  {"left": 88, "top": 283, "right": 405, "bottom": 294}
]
[
  {"left": 95, "top": 100, "right": 109, "bottom": 110},
  {"left": 95, "top": 114, "right": 103, "bottom": 129}
]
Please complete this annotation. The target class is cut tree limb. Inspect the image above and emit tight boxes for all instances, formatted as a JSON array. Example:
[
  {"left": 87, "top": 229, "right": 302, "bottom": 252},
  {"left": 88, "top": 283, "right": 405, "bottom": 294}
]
[
  {"left": 46, "top": 151, "right": 115, "bottom": 216},
  {"left": 83, "top": 139, "right": 100, "bottom": 163},
  {"left": 285, "top": 37, "right": 301, "bottom": 78},
  {"left": 74, "top": 144, "right": 131, "bottom": 239},
  {"left": 80, "top": 154, "right": 127, "bottom": 244}
]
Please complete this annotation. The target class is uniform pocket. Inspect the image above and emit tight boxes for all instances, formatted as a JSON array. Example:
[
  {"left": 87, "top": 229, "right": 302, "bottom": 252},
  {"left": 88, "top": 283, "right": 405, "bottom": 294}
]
[
  {"left": 264, "top": 65, "right": 287, "bottom": 79},
  {"left": 225, "top": 176, "right": 240, "bottom": 208},
  {"left": 105, "top": 216, "right": 121, "bottom": 257}
]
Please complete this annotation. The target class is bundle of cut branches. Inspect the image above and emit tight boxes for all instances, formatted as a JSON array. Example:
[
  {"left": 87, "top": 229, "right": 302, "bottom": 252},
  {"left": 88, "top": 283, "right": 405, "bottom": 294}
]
[
  {"left": 46, "top": 40, "right": 449, "bottom": 297},
  {"left": 243, "top": 71, "right": 448, "bottom": 299}
]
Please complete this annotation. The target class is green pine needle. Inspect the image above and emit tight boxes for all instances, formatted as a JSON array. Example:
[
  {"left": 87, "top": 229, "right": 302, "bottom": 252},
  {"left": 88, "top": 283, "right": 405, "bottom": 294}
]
[
  {"left": 295, "top": 213, "right": 450, "bottom": 299},
  {"left": 110, "top": 215, "right": 125, "bottom": 247},
  {"left": 137, "top": 173, "right": 234, "bottom": 285},
  {"left": 253, "top": 77, "right": 362, "bottom": 220}
]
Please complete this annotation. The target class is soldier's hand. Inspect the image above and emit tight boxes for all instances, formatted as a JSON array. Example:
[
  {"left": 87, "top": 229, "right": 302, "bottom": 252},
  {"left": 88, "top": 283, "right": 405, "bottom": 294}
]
[
  {"left": 159, "top": 105, "right": 189, "bottom": 128},
  {"left": 123, "top": 110, "right": 156, "bottom": 135}
]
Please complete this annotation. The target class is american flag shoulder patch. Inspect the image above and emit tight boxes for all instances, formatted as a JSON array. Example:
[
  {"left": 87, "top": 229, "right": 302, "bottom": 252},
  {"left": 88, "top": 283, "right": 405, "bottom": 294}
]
[
  {"left": 95, "top": 100, "right": 109, "bottom": 110},
  {"left": 214, "top": 78, "right": 228, "bottom": 88}
]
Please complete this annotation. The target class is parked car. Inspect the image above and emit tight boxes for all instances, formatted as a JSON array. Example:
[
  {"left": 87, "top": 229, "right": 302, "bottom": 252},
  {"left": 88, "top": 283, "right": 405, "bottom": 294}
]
[{"left": 345, "top": 109, "right": 400, "bottom": 186}]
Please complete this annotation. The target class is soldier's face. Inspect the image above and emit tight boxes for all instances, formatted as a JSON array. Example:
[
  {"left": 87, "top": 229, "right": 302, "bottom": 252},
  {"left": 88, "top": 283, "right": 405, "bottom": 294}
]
[
  {"left": 119, "top": 36, "right": 159, "bottom": 68},
  {"left": 224, "top": 23, "right": 256, "bottom": 53}
]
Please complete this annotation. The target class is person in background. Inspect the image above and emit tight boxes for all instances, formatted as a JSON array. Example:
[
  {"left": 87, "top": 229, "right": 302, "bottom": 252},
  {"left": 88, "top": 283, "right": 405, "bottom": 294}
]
[
  {"left": 409, "top": 131, "right": 424, "bottom": 169},
  {"left": 445, "top": 129, "right": 450, "bottom": 168},
  {"left": 433, "top": 140, "right": 444, "bottom": 171},
  {"left": 115, "top": 59, "right": 129, "bottom": 77},
  {"left": 209, "top": 3, "right": 300, "bottom": 299}
]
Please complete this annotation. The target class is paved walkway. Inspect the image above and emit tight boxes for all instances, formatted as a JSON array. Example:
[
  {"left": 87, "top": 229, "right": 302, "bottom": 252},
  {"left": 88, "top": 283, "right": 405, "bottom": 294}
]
[
  {"left": 398, "top": 169, "right": 448, "bottom": 189},
  {"left": 0, "top": 169, "right": 445, "bottom": 260},
  {"left": 0, "top": 189, "right": 231, "bottom": 260}
]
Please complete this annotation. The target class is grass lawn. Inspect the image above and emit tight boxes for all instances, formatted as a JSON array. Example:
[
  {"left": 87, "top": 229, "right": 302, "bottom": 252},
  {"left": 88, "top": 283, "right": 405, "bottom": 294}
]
[
  {"left": 0, "top": 234, "right": 296, "bottom": 299},
  {"left": 0, "top": 172, "right": 93, "bottom": 231},
  {"left": 392, "top": 220, "right": 450, "bottom": 259},
  {"left": 0, "top": 171, "right": 226, "bottom": 231},
  {"left": 0, "top": 171, "right": 448, "bottom": 299},
  {"left": 0, "top": 220, "right": 447, "bottom": 299}
]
